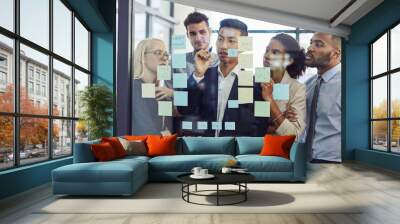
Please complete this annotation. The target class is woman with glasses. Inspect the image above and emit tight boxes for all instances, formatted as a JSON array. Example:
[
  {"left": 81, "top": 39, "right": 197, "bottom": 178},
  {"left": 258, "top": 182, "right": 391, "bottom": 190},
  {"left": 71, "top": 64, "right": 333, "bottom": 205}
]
[
  {"left": 132, "top": 38, "right": 174, "bottom": 135},
  {"left": 260, "top": 33, "right": 307, "bottom": 139}
]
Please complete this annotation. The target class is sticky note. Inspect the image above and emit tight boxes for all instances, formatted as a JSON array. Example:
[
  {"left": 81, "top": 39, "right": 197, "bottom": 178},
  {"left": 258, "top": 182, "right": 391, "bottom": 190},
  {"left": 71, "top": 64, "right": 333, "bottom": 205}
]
[
  {"left": 273, "top": 84, "right": 289, "bottom": 100},
  {"left": 211, "top": 122, "right": 222, "bottom": 130},
  {"left": 158, "top": 101, "right": 172, "bottom": 116},
  {"left": 197, "top": 121, "right": 208, "bottom": 130},
  {"left": 173, "top": 73, "right": 187, "bottom": 88},
  {"left": 238, "top": 36, "right": 253, "bottom": 52},
  {"left": 228, "top": 48, "right": 238, "bottom": 57},
  {"left": 255, "top": 67, "right": 271, "bottom": 83},
  {"left": 172, "top": 53, "right": 186, "bottom": 69},
  {"left": 238, "top": 54, "right": 253, "bottom": 69},
  {"left": 254, "top": 101, "right": 270, "bottom": 117},
  {"left": 225, "top": 122, "right": 235, "bottom": 130},
  {"left": 172, "top": 35, "right": 186, "bottom": 49},
  {"left": 238, "top": 70, "right": 253, "bottom": 86},
  {"left": 238, "top": 87, "right": 253, "bottom": 104},
  {"left": 228, "top": 100, "right": 239, "bottom": 108},
  {"left": 182, "top": 121, "right": 192, "bottom": 130},
  {"left": 142, "top": 83, "right": 155, "bottom": 98},
  {"left": 174, "top": 91, "right": 188, "bottom": 106},
  {"left": 157, "top": 65, "right": 171, "bottom": 80}
]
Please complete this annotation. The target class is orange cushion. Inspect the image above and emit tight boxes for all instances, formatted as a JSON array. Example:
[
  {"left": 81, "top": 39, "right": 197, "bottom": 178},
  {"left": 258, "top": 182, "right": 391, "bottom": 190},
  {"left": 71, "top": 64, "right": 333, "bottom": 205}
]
[
  {"left": 259, "top": 135, "right": 296, "bottom": 159},
  {"left": 124, "top": 135, "right": 148, "bottom": 141},
  {"left": 91, "top": 142, "right": 118, "bottom": 161},
  {"left": 101, "top": 137, "right": 127, "bottom": 158},
  {"left": 146, "top": 134, "right": 177, "bottom": 157}
]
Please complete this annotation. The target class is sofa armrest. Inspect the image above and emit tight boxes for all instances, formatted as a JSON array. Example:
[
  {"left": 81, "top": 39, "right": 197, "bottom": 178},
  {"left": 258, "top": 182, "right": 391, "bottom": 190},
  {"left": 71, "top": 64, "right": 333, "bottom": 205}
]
[
  {"left": 73, "top": 140, "right": 100, "bottom": 163},
  {"left": 289, "top": 142, "right": 306, "bottom": 181}
]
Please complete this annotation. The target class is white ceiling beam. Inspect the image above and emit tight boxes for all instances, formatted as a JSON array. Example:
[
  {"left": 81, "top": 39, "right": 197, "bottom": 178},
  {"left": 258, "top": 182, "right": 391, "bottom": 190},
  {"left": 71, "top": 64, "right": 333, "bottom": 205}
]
[
  {"left": 174, "top": 0, "right": 351, "bottom": 38},
  {"left": 330, "top": 0, "right": 368, "bottom": 27}
]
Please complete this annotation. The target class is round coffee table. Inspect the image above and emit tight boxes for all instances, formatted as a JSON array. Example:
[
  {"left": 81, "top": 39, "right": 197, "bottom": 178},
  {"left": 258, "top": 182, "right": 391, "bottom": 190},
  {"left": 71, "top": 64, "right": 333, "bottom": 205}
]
[{"left": 177, "top": 172, "right": 255, "bottom": 206}]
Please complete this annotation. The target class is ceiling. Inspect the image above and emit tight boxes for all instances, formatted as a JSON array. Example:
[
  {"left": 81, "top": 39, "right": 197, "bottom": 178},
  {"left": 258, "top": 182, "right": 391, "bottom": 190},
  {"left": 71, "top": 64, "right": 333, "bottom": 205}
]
[{"left": 175, "top": 0, "right": 384, "bottom": 37}]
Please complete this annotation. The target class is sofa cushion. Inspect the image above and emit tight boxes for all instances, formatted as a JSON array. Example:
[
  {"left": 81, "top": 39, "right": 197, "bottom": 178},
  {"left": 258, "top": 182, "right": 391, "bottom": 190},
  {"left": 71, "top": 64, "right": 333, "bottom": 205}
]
[
  {"left": 181, "top": 137, "right": 235, "bottom": 155},
  {"left": 147, "top": 134, "right": 177, "bottom": 157},
  {"left": 53, "top": 158, "right": 147, "bottom": 183},
  {"left": 91, "top": 142, "right": 118, "bottom": 161},
  {"left": 235, "top": 137, "right": 263, "bottom": 155},
  {"left": 101, "top": 137, "right": 127, "bottom": 158},
  {"left": 73, "top": 139, "right": 100, "bottom": 163},
  {"left": 236, "top": 155, "right": 293, "bottom": 172},
  {"left": 148, "top": 154, "right": 235, "bottom": 172}
]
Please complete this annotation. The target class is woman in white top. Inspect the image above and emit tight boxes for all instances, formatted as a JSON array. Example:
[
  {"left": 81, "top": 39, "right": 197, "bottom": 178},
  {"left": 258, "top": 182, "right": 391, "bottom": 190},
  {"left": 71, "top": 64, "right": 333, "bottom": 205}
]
[{"left": 261, "top": 33, "right": 307, "bottom": 139}]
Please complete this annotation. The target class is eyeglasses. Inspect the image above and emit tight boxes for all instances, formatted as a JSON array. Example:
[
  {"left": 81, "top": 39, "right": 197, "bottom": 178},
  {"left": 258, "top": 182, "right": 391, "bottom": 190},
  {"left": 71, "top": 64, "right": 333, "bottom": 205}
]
[{"left": 144, "top": 50, "right": 169, "bottom": 58}]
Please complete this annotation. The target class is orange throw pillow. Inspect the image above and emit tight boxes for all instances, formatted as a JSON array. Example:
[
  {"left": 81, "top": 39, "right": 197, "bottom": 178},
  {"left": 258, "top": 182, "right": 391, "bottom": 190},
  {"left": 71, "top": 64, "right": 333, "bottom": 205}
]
[
  {"left": 91, "top": 142, "right": 117, "bottom": 161},
  {"left": 124, "top": 135, "right": 148, "bottom": 141},
  {"left": 259, "top": 135, "right": 296, "bottom": 159},
  {"left": 146, "top": 134, "right": 177, "bottom": 157},
  {"left": 101, "top": 137, "right": 127, "bottom": 158}
]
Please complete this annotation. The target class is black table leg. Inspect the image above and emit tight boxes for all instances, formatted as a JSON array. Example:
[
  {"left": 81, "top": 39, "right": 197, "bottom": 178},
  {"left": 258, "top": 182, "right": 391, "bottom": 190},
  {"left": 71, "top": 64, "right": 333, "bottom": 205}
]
[{"left": 217, "top": 184, "right": 219, "bottom": 206}]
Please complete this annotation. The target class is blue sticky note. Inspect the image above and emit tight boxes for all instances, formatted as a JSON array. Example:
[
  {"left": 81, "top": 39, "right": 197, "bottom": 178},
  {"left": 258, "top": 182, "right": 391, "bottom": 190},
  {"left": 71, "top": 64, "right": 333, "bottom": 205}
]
[
  {"left": 273, "top": 84, "right": 289, "bottom": 100},
  {"left": 211, "top": 122, "right": 222, "bottom": 130},
  {"left": 227, "top": 48, "right": 238, "bottom": 57},
  {"left": 182, "top": 121, "right": 192, "bottom": 130},
  {"left": 173, "top": 73, "right": 187, "bottom": 88},
  {"left": 174, "top": 91, "right": 188, "bottom": 106},
  {"left": 225, "top": 122, "right": 235, "bottom": 131},
  {"left": 172, "top": 35, "right": 186, "bottom": 49},
  {"left": 197, "top": 121, "right": 208, "bottom": 130},
  {"left": 172, "top": 53, "right": 186, "bottom": 69},
  {"left": 228, "top": 100, "right": 239, "bottom": 108}
]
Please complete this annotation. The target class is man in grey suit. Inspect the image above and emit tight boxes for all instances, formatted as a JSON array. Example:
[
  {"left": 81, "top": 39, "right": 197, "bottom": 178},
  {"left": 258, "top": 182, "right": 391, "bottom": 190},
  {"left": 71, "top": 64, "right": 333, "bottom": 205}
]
[{"left": 303, "top": 32, "right": 342, "bottom": 163}]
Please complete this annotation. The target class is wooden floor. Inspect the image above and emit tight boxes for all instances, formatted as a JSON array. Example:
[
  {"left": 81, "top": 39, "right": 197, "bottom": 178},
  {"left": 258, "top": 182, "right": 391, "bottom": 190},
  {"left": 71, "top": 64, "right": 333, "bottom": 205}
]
[{"left": 1, "top": 162, "right": 400, "bottom": 224}]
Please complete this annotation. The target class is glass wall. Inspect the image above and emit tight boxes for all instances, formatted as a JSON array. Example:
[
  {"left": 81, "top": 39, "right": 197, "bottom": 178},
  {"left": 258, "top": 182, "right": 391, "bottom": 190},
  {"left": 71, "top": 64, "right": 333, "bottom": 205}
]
[
  {"left": 0, "top": 0, "right": 91, "bottom": 170},
  {"left": 370, "top": 23, "right": 400, "bottom": 153}
]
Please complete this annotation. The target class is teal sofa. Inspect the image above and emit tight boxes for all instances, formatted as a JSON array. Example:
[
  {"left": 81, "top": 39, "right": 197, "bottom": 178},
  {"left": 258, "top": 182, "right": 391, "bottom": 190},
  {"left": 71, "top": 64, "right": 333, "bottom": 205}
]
[{"left": 52, "top": 137, "right": 306, "bottom": 196}]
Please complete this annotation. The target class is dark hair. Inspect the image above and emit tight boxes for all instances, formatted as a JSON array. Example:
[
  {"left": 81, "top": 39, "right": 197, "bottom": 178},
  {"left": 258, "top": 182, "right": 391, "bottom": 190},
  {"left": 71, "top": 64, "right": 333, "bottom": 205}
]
[
  {"left": 219, "top": 18, "right": 248, "bottom": 36},
  {"left": 272, "top": 33, "right": 306, "bottom": 79},
  {"left": 184, "top": 12, "right": 209, "bottom": 29}
]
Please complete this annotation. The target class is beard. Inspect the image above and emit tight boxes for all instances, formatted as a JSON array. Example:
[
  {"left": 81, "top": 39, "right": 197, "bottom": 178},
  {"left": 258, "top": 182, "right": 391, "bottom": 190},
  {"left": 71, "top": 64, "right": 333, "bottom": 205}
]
[{"left": 306, "top": 52, "right": 331, "bottom": 68}]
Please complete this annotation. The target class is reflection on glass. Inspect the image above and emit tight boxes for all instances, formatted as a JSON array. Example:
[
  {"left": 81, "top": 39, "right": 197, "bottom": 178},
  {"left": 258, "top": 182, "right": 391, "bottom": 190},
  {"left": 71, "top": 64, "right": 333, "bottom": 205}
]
[
  {"left": 75, "top": 120, "right": 88, "bottom": 143},
  {"left": 53, "top": 59, "right": 72, "bottom": 117},
  {"left": 391, "top": 120, "right": 400, "bottom": 153},
  {"left": 20, "top": 0, "right": 49, "bottom": 49},
  {"left": 0, "top": 34, "right": 14, "bottom": 113},
  {"left": 152, "top": 17, "right": 171, "bottom": 49},
  {"left": 74, "top": 69, "right": 89, "bottom": 118},
  {"left": 0, "top": 116, "right": 14, "bottom": 170},
  {"left": 391, "top": 72, "right": 400, "bottom": 118},
  {"left": 134, "top": 13, "right": 146, "bottom": 48},
  {"left": 372, "top": 33, "right": 387, "bottom": 76},
  {"left": 391, "top": 24, "right": 400, "bottom": 70},
  {"left": 20, "top": 44, "right": 49, "bottom": 115},
  {"left": 372, "top": 121, "right": 387, "bottom": 151},
  {"left": 0, "top": 0, "right": 14, "bottom": 31},
  {"left": 151, "top": 0, "right": 171, "bottom": 17},
  {"left": 372, "top": 77, "right": 387, "bottom": 119},
  {"left": 74, "top": 18, "right": 89, "bottom": 70},
  {"left": 20, "top": 117, "right": 49, "bottom": 165},
  {"left": 53, "top": 0, "right": 72, "bottom": 60},
  {"left": 53, "top": 119, "right": 72, "bottom": 157}
]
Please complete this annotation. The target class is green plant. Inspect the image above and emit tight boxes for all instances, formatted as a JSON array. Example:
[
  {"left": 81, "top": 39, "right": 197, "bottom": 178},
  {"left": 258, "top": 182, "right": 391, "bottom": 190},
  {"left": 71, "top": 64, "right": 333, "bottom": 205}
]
[{"left": 79, "top": 84, "right": 113, "bottom": 140}]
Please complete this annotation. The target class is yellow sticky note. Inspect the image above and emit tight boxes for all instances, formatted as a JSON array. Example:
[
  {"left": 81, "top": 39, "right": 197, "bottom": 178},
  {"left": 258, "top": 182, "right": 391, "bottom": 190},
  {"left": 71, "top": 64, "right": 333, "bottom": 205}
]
[
  {"left": 238, "top": 54, "right": 253, "bottom": 69},
  {"left": 157, "top": 65, "right": 171, "bottom": 80},
  {"left": 238, "top": 87, "right": 253, "bottom": 104},
  {"left": 238, "top": 70, "right": 253, "bottom": 86},
  {"left": 142, "top": 83, "right": 155, "bottom": 98},
  {"left": 158, "top": 101, "right": 172, "bottom": 116},
  {"left": 238, "top": 36, "right": 253, "bottom": 52},
  {"left": 254, "top": 101, "right": 270, "bottom": 117}
]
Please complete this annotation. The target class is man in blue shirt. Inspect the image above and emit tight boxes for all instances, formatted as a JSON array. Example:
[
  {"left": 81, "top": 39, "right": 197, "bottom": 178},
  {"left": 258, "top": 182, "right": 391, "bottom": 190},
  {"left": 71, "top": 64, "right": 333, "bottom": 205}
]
[{"left": 288, "top": 32, "right": 342, "bottom": 163}]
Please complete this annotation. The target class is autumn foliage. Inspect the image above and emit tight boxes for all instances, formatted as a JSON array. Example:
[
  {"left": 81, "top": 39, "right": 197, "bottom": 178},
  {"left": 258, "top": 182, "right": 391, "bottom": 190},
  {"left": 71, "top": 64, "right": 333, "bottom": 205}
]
[{"left": 0, "top": 84, "right": 59, "bottom": 150}]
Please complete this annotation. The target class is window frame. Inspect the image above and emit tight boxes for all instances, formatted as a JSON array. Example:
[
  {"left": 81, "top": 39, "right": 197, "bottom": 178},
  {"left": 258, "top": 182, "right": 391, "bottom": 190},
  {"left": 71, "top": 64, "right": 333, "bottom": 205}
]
[
  {"left": 370, "top": 19, "right": 400, "bottom": 154},
  {"left": 0, "top": 0, "right": 92, "bottom": 171}
]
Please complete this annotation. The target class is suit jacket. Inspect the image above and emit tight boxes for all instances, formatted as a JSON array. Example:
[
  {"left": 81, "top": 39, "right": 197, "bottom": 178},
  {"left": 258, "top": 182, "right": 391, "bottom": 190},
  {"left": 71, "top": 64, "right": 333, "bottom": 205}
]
[{"left": 177, "top": 66, "right": 268, "bottom": 137}]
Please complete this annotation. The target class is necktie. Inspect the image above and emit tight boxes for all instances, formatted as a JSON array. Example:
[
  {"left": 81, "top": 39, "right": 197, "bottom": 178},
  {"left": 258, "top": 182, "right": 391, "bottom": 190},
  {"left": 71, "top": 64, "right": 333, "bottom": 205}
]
[{"left": 305, "top": 75, "right": 323, "bottom": 160}]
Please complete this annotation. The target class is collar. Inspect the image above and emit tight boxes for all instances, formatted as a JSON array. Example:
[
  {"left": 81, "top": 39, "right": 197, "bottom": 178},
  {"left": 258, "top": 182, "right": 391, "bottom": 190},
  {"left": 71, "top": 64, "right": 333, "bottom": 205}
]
[
  {"left": 217, "top": 64, "right": 240, "bottom": 78},
  {"left": 280, "top": 71, "right": 291, "bottom": 84},
  {"left": 320, "top": 63, "right": 341, "bottom": 82}
]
